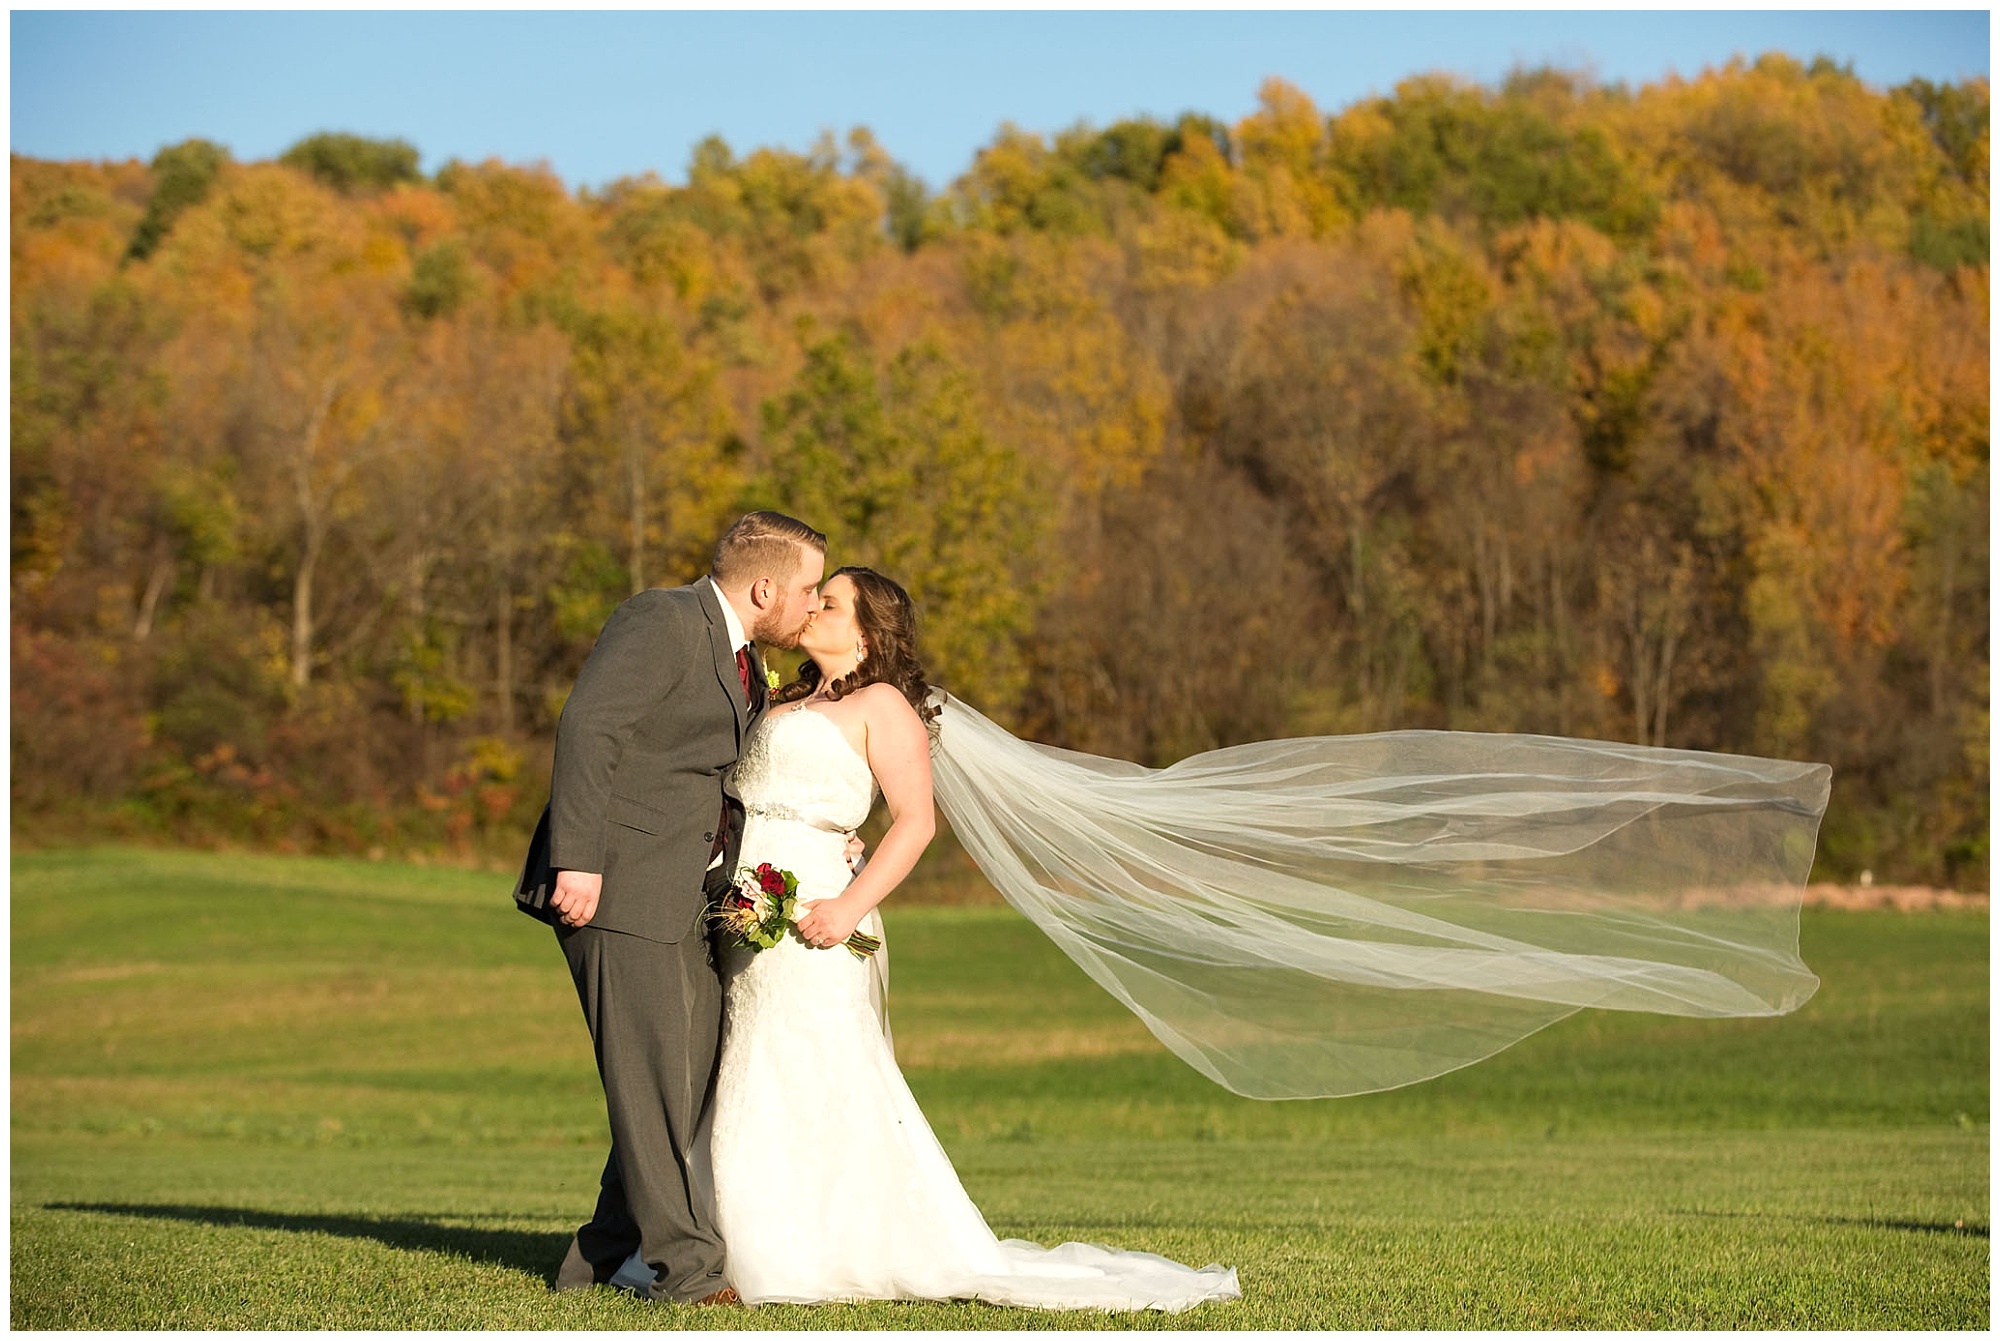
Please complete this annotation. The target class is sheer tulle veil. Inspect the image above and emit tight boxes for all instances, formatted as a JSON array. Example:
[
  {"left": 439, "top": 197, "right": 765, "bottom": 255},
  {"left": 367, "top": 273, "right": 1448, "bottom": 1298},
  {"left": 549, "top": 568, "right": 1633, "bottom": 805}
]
[{"left": 926, "top": 690, "right": 1829, "bottom": 1100}]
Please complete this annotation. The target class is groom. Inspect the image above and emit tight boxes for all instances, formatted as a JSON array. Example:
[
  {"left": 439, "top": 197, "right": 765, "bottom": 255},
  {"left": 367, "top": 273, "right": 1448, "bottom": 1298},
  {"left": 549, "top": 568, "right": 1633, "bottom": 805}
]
[{"left": 514, "top": 510, "right": 827, "bottom": 1304}]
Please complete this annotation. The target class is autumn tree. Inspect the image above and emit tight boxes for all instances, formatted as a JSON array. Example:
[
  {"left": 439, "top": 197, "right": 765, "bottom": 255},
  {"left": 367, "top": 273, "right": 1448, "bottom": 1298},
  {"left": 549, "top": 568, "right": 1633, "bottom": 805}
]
[{"left": 8, "top": 62, "right": 1987, "bottom": 884}]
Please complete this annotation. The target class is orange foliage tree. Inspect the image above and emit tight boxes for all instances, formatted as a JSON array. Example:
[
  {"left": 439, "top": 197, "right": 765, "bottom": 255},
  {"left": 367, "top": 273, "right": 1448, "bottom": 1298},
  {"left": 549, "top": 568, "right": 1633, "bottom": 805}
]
[{"left": 9, "top": 60, "right": 1988, "bottom": 885}]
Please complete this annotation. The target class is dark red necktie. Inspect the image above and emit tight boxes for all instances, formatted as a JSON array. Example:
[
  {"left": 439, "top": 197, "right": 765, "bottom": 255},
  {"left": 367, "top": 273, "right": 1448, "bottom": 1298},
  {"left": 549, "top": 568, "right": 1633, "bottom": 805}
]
[{"left": 716, "top": 648, "right": 752, "bottom": 868}]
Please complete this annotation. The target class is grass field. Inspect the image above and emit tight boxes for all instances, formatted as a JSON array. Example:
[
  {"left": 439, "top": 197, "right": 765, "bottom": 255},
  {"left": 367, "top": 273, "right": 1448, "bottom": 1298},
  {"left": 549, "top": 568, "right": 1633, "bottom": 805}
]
[{"left": 10, "top": 846, "right": 1989, "bottom": 1328}]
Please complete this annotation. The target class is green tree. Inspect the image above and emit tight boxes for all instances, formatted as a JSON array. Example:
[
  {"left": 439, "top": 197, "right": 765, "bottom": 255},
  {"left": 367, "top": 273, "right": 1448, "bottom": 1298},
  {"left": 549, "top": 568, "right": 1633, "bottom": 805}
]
[
  {"left": 125, "top": 138, "right": 230, "bottom": 261},
  {"left": 1072, "top": 117, "right": 1173, "bottom": 192},
  {"left": 1897, "top": 76, "right": 1990, "bottom": 185},
  {"left": 1327, "top": 73, "right": 1656, "bottom": 239},
  {"left": 762, "top": 332, "right": 1043, "bottom": 711},
  {"left": 280, "top": 132, "right": 423, "bottom": 195},
  {"left": 954, "top": 124, "right": 1103, "bottom": 237},
  {"left": 402, "top": 239, "right": 474, "bottom": 320},
  {"left": 846, "top": 127, "right": 940, "bottom": 253},
  {"left": 560, "top": 298, "right": 735, "bottom": 594}
]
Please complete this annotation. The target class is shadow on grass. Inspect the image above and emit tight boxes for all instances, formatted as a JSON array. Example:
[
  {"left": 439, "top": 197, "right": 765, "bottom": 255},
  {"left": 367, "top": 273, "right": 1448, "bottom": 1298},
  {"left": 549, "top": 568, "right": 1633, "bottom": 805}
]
[
  {"left": 1819, "top": 1215, "right": 1988, "bottom": 1239},
  {"left": 1676, "top": 1208, "right": 1988, "bottom": 1239},
  {"left": 45, "top": 1202, "right": 569, "bottom": 1281}
]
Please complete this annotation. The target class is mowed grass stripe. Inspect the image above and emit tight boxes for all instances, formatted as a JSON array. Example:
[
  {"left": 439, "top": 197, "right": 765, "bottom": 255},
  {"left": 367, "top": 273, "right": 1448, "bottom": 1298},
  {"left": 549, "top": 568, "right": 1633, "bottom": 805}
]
[{"left": 9, "top": 847, "right": 1989, "bottom": 1328}]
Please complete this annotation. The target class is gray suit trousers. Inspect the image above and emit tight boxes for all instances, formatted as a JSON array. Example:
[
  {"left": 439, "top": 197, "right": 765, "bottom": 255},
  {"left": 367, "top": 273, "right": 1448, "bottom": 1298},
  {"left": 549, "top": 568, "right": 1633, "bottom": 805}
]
[{"left": 554, "top": 916, "right": 726, "bottom": 1303}]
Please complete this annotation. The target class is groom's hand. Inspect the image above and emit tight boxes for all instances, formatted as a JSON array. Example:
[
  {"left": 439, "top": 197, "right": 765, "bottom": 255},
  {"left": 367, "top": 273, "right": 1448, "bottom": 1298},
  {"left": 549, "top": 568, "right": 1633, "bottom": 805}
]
[{"left": 550, "top": 869, "right": 603, "bottom": 927}]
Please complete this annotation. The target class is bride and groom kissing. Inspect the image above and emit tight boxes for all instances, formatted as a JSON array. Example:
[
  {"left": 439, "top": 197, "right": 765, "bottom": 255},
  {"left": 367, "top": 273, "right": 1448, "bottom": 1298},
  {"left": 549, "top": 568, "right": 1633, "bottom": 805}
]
[
  {"left": 509, "top": 507, "right": 1828, "bottom": 1311},
  {"left": 512, "top": 510, "right": 1241, "bottom": 1311}
]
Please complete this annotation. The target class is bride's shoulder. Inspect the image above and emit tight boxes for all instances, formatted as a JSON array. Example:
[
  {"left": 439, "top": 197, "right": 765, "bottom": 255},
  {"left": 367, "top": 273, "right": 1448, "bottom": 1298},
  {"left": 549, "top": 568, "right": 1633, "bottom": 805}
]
[
  {"left": 850, "top": 681, "right": 925, "bottom": 732},
  {"left": 850, "top": 684, "right": 931, "bottom": 781},
  {"left": 851, "top": 679, "right": 917, "bottom": 714}
]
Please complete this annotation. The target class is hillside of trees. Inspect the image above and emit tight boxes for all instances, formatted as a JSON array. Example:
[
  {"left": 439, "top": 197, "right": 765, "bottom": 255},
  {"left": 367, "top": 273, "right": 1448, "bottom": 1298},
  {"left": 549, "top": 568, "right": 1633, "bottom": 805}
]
[{"left": 11, "top": 56, "right": 1989, "bottom": 886}]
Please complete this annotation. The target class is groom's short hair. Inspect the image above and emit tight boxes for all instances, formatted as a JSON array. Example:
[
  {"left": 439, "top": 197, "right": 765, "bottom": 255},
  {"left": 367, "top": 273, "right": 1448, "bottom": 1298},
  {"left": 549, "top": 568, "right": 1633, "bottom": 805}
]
[{"left": 712, "top": 511, "right": 827, "bottom": 588}]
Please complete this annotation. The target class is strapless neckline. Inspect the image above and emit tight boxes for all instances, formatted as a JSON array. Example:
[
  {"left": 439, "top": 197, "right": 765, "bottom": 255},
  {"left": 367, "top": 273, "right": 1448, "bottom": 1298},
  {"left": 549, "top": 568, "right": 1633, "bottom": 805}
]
[{"left": 763, "top": 704, "right": 867, "bottom": 769}]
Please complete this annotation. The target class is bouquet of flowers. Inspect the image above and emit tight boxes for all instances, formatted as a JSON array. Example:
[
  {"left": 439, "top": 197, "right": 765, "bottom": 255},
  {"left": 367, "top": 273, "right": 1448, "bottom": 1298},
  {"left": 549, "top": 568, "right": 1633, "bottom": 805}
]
[{"left": 710, "top": 862, "right": 880, "bottom": 958}]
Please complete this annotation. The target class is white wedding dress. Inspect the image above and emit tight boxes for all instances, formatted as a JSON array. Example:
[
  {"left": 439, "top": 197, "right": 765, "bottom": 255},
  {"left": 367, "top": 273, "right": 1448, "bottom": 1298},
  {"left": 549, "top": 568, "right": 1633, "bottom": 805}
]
[
  {"left": 607, "top": 688, "right": 1823, "bottom": 1306},
  {"left": 690, "top": 705, "right": 1239, "bottom": 1312}
]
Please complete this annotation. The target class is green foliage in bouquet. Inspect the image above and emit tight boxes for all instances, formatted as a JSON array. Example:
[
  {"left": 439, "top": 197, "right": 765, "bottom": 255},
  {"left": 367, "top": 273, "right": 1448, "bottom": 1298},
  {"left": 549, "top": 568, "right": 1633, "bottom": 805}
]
[{"left": 712, "top": 862, "right": 798, "bottom": 951}]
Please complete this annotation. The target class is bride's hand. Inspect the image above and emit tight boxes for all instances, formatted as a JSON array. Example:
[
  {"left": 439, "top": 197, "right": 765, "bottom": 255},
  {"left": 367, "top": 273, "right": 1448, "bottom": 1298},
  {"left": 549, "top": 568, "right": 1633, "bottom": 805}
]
[{"left": 795, "top": 896, "right": 863, "bottom": 949}]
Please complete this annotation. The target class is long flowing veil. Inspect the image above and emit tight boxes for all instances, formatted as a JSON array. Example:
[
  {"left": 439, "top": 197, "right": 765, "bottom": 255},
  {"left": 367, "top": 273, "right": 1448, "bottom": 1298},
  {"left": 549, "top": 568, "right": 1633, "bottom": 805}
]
[{"left": 927, "top": 691, "right": 1830, "bottom": 1100}]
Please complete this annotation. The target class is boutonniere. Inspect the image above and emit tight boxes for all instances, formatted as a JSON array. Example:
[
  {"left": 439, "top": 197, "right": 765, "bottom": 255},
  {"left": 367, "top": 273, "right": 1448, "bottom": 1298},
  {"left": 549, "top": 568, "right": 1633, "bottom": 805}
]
[{"left": 765, "top": 668, "right": 781, "bottom": 693}]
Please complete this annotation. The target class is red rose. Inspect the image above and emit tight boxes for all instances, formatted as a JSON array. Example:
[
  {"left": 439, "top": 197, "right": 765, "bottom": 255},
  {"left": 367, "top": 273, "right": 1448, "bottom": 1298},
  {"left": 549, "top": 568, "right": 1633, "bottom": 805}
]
[{"left": 758, "top": 865, "right": 787, "bottom": 895}]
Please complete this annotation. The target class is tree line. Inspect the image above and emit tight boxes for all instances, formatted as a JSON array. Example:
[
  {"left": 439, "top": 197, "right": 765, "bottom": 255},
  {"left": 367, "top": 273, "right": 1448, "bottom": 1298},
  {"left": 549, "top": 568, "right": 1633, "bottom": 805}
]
[{"left": 11, "top": 55, "right": 1988, "bottom": 886}]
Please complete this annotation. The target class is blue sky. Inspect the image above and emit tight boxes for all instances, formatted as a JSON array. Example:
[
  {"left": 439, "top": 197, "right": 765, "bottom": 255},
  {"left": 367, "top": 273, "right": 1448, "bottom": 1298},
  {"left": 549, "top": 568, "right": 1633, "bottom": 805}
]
[{"left": 10, "top": 9, "right": 1991, "bottom": 191}]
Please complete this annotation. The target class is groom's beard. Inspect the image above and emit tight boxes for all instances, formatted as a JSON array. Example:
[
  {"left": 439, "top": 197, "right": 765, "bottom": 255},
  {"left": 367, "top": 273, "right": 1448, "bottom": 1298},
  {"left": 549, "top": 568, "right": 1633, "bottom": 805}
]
[{"left": 752, "top": 612, "right": 809, "bottom": 650}]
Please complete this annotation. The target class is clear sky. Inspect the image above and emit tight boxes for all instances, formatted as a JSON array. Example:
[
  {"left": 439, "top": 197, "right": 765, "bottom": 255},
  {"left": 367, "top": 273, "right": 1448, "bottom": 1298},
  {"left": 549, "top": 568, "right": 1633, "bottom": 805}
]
[{"left": 10, "top": 8, "right": 1992, "bottom": 191}]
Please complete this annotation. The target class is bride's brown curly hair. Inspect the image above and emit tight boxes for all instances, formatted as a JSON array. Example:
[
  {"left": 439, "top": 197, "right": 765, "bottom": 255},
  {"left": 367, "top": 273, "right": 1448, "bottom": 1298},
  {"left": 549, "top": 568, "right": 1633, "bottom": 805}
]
[{"left": 774, "top": 566, "right": 940, "bottom": 734}]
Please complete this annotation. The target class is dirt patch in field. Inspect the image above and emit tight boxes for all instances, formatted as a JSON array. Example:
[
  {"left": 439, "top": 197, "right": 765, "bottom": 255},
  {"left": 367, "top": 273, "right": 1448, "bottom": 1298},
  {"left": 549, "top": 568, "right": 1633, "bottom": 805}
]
[
  {"left": 1803, "top": 884, "right": 1989, "bottom": 912},
  {"left": 901, "top": 876, "right": 1988, "bottom": 912}
]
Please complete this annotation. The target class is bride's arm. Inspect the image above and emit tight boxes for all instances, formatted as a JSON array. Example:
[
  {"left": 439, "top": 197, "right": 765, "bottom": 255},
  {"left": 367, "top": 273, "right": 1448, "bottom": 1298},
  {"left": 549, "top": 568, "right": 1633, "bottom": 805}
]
[{"left": 794, "top": 685, "right": 935, "bottom": 947}]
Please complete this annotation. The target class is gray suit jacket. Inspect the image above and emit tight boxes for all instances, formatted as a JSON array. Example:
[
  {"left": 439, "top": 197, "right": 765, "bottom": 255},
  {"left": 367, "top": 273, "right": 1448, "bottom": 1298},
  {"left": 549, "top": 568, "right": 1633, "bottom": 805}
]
[{"left": 514, "top": 581, "right": 766, "bottom": 942}]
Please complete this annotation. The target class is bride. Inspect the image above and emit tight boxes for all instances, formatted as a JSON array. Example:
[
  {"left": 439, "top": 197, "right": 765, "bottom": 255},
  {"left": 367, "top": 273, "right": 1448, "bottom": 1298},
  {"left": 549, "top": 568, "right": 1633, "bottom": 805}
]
[
  {"left": 620, "top": 562, "right": 1827, "bottom": 1309},
  {"left": 698, "top": 566, "right": 1239, "bottom": 1310}
]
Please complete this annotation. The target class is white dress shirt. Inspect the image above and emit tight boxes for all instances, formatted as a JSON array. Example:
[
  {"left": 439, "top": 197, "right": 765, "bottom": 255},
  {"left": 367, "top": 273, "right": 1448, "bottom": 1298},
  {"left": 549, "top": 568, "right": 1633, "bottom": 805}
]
[{"left": 708, "top": 576, "right": 749, "bottom": 656}]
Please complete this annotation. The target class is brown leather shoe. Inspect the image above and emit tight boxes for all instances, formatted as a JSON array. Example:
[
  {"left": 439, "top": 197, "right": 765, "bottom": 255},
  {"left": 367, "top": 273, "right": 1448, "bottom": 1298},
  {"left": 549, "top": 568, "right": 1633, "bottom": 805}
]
[{"left": 690, "top": 1287, "right": 741, "bottom": 1306}]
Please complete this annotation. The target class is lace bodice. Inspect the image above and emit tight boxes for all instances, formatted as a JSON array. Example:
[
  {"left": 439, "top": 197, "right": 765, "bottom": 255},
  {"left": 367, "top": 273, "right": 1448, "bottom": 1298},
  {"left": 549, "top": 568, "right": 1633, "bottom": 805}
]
[{"left": 733, "top": 707, "right": 877, "bottom": 836}]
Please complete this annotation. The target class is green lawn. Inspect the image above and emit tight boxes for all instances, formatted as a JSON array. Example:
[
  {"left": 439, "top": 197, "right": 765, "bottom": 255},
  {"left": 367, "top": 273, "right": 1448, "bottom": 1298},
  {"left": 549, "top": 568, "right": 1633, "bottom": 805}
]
[{"left": 10, "top": 847, "right": 1989, "bottom": 1328}]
